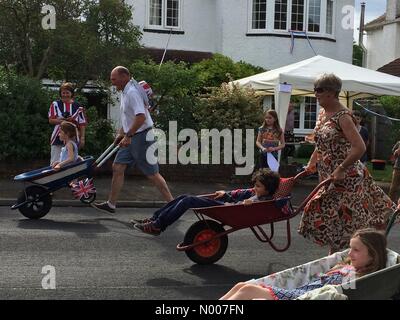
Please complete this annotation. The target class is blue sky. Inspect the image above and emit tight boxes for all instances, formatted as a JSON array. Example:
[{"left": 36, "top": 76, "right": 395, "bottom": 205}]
[{"left": 354, "top": 0, "right": 387, "bottom": 41}]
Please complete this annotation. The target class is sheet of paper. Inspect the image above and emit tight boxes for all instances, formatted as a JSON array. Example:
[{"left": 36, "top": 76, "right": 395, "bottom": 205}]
[{"left": 267, "top": 152, "right": 279, "bottom": 172}]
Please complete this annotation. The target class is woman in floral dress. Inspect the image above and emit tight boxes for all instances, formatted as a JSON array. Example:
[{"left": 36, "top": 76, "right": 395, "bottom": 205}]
[{"left": 298, "top": 74, "right": 395, "bottom": 253}]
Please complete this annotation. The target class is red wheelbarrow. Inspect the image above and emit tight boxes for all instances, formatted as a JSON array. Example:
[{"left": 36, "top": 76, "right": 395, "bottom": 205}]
[{"left": 176, "top": 171, "right": 331, "bottom": 264}]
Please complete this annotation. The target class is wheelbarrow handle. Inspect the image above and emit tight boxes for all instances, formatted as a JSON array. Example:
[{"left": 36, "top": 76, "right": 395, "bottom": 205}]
[
  {"left": 293, "top": 170, "right": 310, "bottom": 181},
  {"left": 386, "top": 208, "right": 400, "bottom": 236},
  {"left": 95, "top": 143, "right": 120, "bottom": 168},
  {"left": 95, "top": 143, "right": 116, "bottom": 164}
]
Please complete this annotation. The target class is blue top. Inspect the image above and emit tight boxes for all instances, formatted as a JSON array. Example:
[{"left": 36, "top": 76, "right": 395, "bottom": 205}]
[
  {"left": 221, "top": 188, "right": 273, "bottom": 203},
  {"left": 60, "top": 141, "right": 78, "bottom": 163}
]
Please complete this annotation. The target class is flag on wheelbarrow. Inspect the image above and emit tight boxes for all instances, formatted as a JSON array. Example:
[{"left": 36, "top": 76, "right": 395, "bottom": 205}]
[{"left": 70, "top": 178, "right": 96, "bottom": 200}]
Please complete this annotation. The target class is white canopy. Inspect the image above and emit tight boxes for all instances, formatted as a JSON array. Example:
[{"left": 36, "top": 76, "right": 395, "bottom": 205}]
[{"left": 231, "top": 55, "right": 400, "bottom": 128}]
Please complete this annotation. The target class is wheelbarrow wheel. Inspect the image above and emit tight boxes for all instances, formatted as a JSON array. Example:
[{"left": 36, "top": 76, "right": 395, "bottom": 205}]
[
  {"left": 183, "top": 220, "right": 228, "bottom": 265},
  {"left": 79, "top": 193, "right": 96, "bottom": 204},
  {"left": 17, "top": 186, "right": 52, "bottom": 219}
]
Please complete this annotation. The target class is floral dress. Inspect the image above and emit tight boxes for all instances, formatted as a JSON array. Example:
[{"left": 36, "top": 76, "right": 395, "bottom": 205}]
[
  {"left": 258, "top": 126, "right": 282, "bottom": 164},
  {"left": 260, "top": 265, "right": 355, "bottom": 300},
  {"left": 298, "top": 109, "right": 396, "bottom": 250}
]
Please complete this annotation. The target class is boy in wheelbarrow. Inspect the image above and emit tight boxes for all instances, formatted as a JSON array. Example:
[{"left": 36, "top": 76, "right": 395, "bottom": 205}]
[{"left": 131, "top": 168, "right": 280, "bottom": 236}]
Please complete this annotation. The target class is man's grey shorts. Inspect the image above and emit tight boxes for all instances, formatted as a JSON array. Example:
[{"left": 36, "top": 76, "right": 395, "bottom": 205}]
[{"left": 114, "top": 129, "right": 159, "bottom": 176}]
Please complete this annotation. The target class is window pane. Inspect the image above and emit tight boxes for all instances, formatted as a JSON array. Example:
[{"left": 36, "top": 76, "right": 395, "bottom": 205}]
[
  {"left": 291, "top": 0, "right": 304, "bottom": 31},
  {"left": 304, "top": 97, "right": 317, "bottom": 129},
  {"left": 149, "top": 0, "right": 162, "bottom": 25},
  {"left": 166, "top": 0, "right": 179, "bottom": 27},
  {"left": 326, "top": 0, "right": 333, "bottom": 34},
  {"left": 308, "top": 0, "right": 320, "bottom": 32},
  {"left": 252, "top": 0, "right": 267, "bottom": 29},
  {"left": 274, "top": 0, "right": 287, "bottom": 30}
]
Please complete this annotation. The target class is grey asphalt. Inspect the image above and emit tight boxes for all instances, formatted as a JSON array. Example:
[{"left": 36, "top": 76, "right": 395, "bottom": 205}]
[
  {"left": 2, "top": 206, "right": 399, "bottom": 300},
  {"left": 2, "top": 174, "right": 399, "bottom": 300}
]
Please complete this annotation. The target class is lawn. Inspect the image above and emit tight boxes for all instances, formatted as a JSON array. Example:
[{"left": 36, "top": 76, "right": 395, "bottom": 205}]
[
  {"left": 292, "top": 158, "right": 393, "bottom": 183},
  {"left": 366, "top": 162, "right": 393, "bottom": 183}
]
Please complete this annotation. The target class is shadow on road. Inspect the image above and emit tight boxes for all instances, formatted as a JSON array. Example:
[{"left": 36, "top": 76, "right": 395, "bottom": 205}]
[
  {"left": 146, "top": 263, "right": 292, "bottom": 299},
  {"left": 184, "top": 264, "right": 266, "bottom": 283},
  {"left": 17, "top": 218, "right": 110, "bottom": 237}
]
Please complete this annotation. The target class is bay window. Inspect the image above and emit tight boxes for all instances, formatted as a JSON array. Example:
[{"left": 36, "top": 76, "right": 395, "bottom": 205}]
[
  {"left": 249, "top": 0, "right": 335, "bottom": 37},
  {"left": 148, "top": 0, "right": 181, "bottom": 29}
]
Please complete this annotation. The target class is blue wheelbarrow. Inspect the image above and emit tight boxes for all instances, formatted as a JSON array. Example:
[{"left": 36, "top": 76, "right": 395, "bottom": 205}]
[{"left": 10, "top": 144, "right": 119, "bottom": 219}]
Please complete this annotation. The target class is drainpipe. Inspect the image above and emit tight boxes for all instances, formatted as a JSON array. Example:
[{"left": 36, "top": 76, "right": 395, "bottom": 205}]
[{"left": 359, "top": 2, "right": 367, "bottom": 67}]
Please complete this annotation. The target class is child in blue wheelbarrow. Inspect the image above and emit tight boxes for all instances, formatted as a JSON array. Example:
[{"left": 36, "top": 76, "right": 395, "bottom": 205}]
[
  {"left": 131, "top": 168, "right": 281, "bottom": 236},
  {"left": 51, "top": 121, "right": 82, "bottom": 170}
]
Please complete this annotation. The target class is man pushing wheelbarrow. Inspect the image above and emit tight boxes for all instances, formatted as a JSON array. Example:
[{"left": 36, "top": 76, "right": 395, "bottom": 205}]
[{"left": 91, "top": 66, "right": 173, "bottom": 215}]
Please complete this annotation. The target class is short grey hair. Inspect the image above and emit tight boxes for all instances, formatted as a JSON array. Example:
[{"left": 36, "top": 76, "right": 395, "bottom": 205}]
[
  {"left": 113, "top": 66, "right": 130, "bottom": 77},
  {"left": 314, "top": 73, "right": 342, "bottom": 98}
]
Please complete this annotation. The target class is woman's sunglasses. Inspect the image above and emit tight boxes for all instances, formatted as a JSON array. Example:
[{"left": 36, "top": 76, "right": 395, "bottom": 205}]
[{"left": 314, "top": 87, "right": 325, "bottom": 93}]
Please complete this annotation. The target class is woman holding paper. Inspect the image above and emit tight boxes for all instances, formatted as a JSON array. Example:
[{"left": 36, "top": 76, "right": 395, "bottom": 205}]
[
  {"left": 299, "top": 73, "right": 395, "bottom": 254},
  {"left": 256, "top": 109, "right": 285, "bottom": 172}
]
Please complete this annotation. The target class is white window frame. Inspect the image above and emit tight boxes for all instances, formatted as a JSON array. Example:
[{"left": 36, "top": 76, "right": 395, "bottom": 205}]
[
  {"left": 262, "top": 96, "right": 319, "bottom": 136},
  {"left": 307, "top": 0, "right": 322, "bottom": 34},
  {"left": 247, "top": 0, "right": 271, "bottom": 33},
  {"left": 290, "top": 0, "right": 306, "bottom": 32},
  {"left": 294, "top": 97, "right": 320, "bottom": 135},
  {"left": 273, "top": 0, "right": 289, "bottom": 31},
  {"left": 248, "top": 0, "right": 335, "bottom": 39},
  {"left": 147, "top": 0, "right": 182, "bottom": 30},
  {"left": 325, "top": 0, "right": 335, "bottom": 35}
]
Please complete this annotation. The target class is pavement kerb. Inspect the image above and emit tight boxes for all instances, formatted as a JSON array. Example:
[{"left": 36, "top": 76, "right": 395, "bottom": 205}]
[
  {"left": 1, "top": 199, "right": 166, "bottom": 208},
  {"left": 1, "top": 179, "right": 392, "bottom": 208}
]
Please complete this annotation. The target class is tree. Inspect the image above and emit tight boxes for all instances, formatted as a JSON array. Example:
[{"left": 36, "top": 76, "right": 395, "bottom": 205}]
[
  {"left": 129, "top": 55, "right": 265, "bottom": 132},
  {"left": 192, "top": 53, "right": 265, "bottom": 88},
  {"left": 129, "top": 60, "right": 202, "bottom": 131},
  {"left": 352, "top": 42, "right": 364, "bottom": 67},
  {"left": 0, "top": 0, "right": 142, "bottom": 86},
  {"left": 194, "top": 83, "right": 264, "bottom": 131}
]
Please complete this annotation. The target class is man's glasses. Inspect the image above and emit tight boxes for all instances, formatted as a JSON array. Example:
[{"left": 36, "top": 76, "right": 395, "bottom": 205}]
[{"left": 314, "top": 87, "right": 325, "bottom": 93}]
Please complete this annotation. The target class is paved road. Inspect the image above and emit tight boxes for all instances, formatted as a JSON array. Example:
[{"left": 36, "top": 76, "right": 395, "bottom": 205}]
[{"left": 1, "top": 206, "right": 399, "bottom": 300}]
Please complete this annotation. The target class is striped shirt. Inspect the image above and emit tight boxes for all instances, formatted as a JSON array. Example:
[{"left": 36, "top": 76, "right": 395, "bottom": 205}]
[{"left": 48, "top": 100, "right": 87, "bottom": 145}]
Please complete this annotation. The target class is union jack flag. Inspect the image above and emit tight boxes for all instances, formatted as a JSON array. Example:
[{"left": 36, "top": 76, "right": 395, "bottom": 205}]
[{"left": 70, "top": 178, "right": 96, "bottom": 200}]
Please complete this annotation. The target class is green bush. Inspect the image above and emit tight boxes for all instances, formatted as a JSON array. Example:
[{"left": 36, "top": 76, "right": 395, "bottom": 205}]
[
  {"left": 192, "top": 54, "right": 265, "bottom": 88},
  {"left": 0, "top": 70, "right": 53, "bottom": 160},
  {"left": 130, "top": 55, "right": 265, "bottom": 132},
  {"left": 295, "top": 144, "right": 315, "bottom": 158},
  {"left": 194, "top": 83, "right": 264, "bottom": 131},
  {"left": 153, "top": 96, "right": 201, "bottom": 133},
  {"left": 80, "top": 106, "right": 114, "bottom": 157}
]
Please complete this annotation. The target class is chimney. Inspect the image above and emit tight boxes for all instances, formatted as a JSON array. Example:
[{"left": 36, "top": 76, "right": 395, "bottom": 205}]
[
  {"left": 358, "top": 2, "right": 367, "bottom": 67},
  {"left": 359, "top": 2, "right": 365, "bottom": 46},
  {"left": 386, "top": 0, "right": 400, "bottom": 21}
]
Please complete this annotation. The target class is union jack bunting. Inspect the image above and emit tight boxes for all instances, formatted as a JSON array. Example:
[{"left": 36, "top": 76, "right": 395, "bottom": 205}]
[{"left": 70, "top": 178, "right": 96, "bottom": 200}]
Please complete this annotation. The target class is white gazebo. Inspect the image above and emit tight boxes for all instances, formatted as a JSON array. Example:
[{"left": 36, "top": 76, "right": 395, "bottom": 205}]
[{"left": 231, "top": 55, "right": 400, "bottom": 128}]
